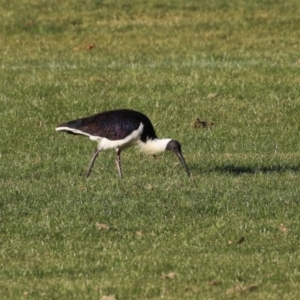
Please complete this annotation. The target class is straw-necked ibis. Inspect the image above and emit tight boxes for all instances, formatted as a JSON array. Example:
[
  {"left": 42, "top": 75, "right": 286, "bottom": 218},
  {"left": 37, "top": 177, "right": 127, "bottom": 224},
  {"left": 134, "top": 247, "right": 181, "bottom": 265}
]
[{"left": 56, "top": 109, "right": 190, "bottom": 177}]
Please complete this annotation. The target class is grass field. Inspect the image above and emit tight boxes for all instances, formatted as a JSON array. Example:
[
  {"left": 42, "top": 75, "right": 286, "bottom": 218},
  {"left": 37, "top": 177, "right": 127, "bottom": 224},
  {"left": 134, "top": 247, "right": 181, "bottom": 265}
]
[{"left": 1, "top": 0, "right": 300, "bottom": 299}]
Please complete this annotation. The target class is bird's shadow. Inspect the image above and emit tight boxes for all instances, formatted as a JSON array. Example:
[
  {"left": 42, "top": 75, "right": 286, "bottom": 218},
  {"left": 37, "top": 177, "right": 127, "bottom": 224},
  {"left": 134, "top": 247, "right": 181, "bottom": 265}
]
[{"left": 191, "top": 163, "right": 300, "bottom": 176}]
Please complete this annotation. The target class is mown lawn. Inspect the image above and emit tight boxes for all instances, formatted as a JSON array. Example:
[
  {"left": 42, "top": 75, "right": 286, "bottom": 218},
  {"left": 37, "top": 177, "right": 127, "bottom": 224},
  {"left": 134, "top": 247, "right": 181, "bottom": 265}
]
[{"left": 1, "top": 0, "right": 300, "bottom": 299}]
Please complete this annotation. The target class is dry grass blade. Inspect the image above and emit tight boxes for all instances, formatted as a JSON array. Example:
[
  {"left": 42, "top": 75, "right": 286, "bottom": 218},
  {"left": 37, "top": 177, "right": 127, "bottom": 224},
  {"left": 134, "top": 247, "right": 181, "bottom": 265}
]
[
  {"left": 95, "top": 222, "right": 110, "bottom": 230},
  {"left": 100, "top": 295, "right": 116, "bottom": 300},
  {"left": 226, "top": 284, "right": 258, "bottom": 294},
  {"left": 162, "top": 272, "right": 176, "bottom": 279},
  {"left": 207, "top": 280, "right": 222, "bottom": 286},
  {"left": 279, "top": 224, "right": 289, "bottom": 233},
  {"left": 135, "top": 231, "right": 143, "bottom": 237},
  {"left": 208, "top": 93, "right": 219, "bottom": 99}
]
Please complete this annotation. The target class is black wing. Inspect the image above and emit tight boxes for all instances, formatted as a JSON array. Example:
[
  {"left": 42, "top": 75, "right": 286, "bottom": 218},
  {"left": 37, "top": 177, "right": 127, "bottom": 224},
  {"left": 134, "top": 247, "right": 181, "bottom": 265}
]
[{"left": 56, "top": 109, "right": 158, "bottom": 141}]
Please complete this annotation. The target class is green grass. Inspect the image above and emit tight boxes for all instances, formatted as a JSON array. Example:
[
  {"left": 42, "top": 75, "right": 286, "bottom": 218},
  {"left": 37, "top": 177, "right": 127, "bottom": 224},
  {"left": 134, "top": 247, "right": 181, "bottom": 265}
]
[{"left": 1, "top": 0, "right": 300, "bottom": 298}]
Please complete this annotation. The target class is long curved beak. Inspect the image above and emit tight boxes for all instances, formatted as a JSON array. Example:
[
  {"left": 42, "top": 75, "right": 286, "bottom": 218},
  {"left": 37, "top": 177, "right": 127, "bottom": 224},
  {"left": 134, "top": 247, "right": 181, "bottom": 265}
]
[{"left": 176, "top": 151, "right": 190, "bottom": 176}]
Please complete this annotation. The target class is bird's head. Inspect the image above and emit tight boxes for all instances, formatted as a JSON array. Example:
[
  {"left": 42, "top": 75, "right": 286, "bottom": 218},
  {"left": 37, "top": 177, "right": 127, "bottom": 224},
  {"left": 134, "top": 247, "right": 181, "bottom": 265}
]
[{"left": 166, "top": 140, "right": 190, "bottom": 176}]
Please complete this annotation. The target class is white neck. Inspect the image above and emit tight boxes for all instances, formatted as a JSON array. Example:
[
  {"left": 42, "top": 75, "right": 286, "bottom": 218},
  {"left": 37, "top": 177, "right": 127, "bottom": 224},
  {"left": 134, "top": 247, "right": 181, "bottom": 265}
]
[{"left": 138, "top": 138, "right": 171, "bottom": 155}]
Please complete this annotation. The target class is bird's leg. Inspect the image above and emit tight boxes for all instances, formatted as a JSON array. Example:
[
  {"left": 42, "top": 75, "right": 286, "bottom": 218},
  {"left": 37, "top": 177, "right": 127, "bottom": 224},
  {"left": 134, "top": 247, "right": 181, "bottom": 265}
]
[
  {"left": 86, "top": 148, "right": 102, "bottom": 177},
  {"left": 115, "top": 149, "right": 123, "bottom": 177}
]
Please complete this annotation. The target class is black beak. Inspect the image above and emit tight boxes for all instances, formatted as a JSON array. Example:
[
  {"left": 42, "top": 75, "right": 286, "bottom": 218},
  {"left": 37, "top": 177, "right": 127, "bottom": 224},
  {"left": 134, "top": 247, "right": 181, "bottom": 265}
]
[{"left": 176, "top": 151, "right": 190, "bottom": 176}]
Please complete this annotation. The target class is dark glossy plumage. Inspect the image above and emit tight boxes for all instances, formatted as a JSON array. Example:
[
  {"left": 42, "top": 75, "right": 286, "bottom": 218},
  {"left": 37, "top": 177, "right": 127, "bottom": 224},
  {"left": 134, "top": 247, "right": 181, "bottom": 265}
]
[
  {"left": 56, "top": 109, "right": 190, "bottom": 177},
  {"left": 57, "top": 109, "right": 157, "bottom": 141}
]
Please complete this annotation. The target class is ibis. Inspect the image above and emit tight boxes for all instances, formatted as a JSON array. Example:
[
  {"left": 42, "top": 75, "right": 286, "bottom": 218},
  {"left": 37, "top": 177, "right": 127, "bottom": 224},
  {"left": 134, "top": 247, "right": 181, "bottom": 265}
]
[{"left": 56, "top": 109, "right": 190, "bottom": 177}]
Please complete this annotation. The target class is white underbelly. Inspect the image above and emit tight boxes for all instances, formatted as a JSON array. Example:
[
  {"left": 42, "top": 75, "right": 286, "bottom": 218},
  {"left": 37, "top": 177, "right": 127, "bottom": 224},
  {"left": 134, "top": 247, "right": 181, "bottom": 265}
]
[{"left": 92, "top": 123, "right": 144, "bottom": 150}]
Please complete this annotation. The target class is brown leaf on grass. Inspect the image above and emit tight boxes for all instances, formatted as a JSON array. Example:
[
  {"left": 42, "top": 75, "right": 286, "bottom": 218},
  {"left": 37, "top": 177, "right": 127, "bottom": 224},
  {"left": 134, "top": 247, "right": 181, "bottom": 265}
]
[
  {"left": 86, "top": 43, "right": 95, "bottom": 50},
  {"left": 226, "top": 284, "right": 258, "bottom": 294},
  {"left": 25, "top": 21, "right": 35, "bottom": 28},
  {"left": 207, "top": 280, "right": 222, "bottom": 286},
  {"left": 192, "top": 117, "right": 214, "bottom": 129},
  {"left": 236, "top": 237, "right": 245, "bottom": 244},
  {"left": 279, "top": 224, "right": 289, "bottom": 233},
  {"left": 162, "top": 272, "right": 176, "bottom": 279},
  {"left": 95, "top": 222, "right": 110, "bottom": 230},
  {"left": 74, "top": 43, "right": 96, "bottom": 51},
  {"left": 100, "top": 295, "right": 116, "bottom": 300},
  {"left": 228, "top": 237, "right": 245, "bottom": 245}
]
